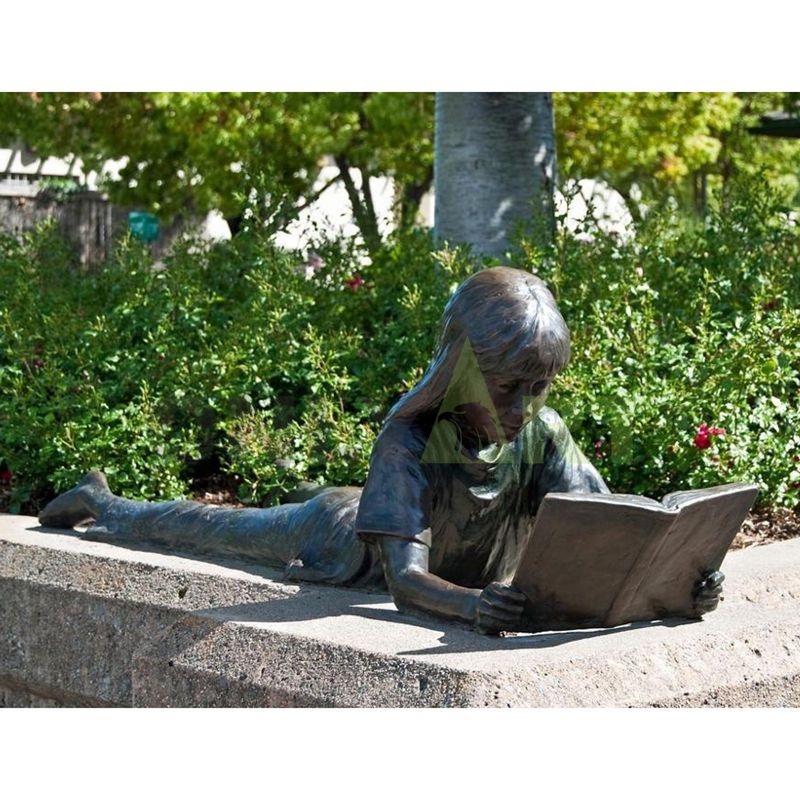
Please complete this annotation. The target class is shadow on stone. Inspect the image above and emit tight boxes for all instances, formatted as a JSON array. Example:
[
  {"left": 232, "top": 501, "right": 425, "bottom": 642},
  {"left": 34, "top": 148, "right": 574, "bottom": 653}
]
[{"left": 195, "top": 592, "right": 699, "bottom": 656}]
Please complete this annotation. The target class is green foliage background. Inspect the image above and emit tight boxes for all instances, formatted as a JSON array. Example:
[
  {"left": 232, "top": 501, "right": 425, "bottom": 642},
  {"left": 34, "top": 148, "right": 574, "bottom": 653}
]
[
  {"left": 0, "top": 92, "right": 435, "bottom": 242},
  {"left": 1, "top": 179, "right": 798, "bottom": 514},
  {"left": 1, "top": 91, "right": 798, "bottom": 242},
  {"left": 555, "top": 92, "right": 800, "bottom": 209}
]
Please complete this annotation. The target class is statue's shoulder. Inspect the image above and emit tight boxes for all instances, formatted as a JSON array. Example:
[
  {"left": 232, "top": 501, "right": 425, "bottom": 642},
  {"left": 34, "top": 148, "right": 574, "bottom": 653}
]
[
  {"left": 371, "top": 416, "right": 431, "bottom": 462},
  {"left": 535, "top": 405, "right": 566, "bottom": 435},
  {"left": 525, "top": 406, "right": 577, "bottom": 455}
]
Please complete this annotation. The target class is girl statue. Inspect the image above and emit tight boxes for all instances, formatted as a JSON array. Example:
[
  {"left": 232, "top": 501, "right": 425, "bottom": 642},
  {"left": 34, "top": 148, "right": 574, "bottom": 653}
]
[{"left": 39, "top": 267, "right": 723, "bottom": 633}]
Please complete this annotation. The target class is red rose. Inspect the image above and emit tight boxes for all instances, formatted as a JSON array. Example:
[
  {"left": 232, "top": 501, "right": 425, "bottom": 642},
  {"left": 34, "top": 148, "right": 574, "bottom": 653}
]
[
  {"left": 693, "top": 422, "right": 725, "bottom": 450},
  {"left": 345, "top": 274, "right": 365, "bottom": 291}
]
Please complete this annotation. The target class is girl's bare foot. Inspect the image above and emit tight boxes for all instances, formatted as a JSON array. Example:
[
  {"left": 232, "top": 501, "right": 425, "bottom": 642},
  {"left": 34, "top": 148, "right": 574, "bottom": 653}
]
[{"left": 38, "top": 470, "right": 111, "bottom": 529}]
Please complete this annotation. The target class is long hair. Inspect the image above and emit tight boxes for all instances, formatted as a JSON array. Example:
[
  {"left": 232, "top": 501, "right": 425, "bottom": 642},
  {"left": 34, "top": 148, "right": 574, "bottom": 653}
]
[{"left": 386, "top": 267, "right": 571, "bottom": 424}]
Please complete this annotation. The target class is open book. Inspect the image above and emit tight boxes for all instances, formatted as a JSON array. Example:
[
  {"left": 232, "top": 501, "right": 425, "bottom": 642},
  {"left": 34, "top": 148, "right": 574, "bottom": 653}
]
[{"left": 512, "top": 482, "right": 759, "bottom": 631}]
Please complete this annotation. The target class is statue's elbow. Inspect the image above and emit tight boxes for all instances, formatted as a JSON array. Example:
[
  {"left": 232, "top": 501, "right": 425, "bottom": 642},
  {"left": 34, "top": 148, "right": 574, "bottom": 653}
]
[{"left": 384, "top": 562, "right": 427, "bottom": 613}]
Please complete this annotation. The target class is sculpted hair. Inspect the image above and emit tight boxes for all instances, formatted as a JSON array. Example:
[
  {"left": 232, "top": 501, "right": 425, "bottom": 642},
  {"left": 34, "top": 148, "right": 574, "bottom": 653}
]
[{"left": 386, "top": 266, "right": 571, "bottom": 423}]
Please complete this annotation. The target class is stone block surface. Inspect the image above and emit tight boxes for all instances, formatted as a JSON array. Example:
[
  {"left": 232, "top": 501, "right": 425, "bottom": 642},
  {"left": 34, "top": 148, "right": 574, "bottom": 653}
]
[{"left": 2, "top": 512, "right": 800, "bottom": 707}]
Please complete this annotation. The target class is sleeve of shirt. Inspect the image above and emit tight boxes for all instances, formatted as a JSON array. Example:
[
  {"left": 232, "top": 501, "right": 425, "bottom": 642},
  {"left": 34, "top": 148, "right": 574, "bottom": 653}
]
[
  {"left": 531, "top": 407, "right": 610, "bottom": 510},
  {"left": 354, "top": 422, "right": 433, "bottom": 547}
]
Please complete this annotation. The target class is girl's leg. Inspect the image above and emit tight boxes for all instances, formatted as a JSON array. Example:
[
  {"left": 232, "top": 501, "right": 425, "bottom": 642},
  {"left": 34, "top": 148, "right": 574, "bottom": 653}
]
[{"left": 39, "top": 471, "right": 307, "bottom": 567}]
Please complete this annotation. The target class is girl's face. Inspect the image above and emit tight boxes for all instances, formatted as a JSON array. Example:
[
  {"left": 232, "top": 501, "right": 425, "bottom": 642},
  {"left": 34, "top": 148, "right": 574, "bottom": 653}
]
[
  {"left": 488, "top": 375, "right": 553, "bottom": 441},
  {"left": 454, "top": 373, "right": 554, "bottom": 447}
]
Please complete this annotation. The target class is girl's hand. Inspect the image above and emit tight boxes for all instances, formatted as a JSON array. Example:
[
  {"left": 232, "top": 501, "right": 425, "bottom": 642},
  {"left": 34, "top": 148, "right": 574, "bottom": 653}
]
[
  {"left": 691, "top": 569, "right": 725, "bottom": 617},
  {"left": 474, "top": 582, "right": 527, "bottom": 635}
]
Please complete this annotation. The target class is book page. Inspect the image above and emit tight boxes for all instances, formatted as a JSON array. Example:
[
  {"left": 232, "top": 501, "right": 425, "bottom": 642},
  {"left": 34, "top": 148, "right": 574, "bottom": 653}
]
[
  {"left": 513, "top": 493, "right": 677, "bottom": 631},
  {"left": 661, "top": 483, "right": 756, "bottom": 510},
  {"left": 620, "top": 483, "right": 759, "bottom": 622}
]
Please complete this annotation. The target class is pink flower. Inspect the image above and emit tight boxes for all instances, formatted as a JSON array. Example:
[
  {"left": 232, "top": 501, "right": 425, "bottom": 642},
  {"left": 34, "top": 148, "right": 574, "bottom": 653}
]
[
  {"left": 693, "top": 422, "right": 726, "bottom": 450},
  {"left": 345, "top": 274, "right": 365, "bottom": 291}
]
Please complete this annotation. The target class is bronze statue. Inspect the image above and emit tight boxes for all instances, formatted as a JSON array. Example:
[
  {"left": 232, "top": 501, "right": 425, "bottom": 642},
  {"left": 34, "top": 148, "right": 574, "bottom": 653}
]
[{"left": 39, "top": 267, "right": 724, "bottom": 634}]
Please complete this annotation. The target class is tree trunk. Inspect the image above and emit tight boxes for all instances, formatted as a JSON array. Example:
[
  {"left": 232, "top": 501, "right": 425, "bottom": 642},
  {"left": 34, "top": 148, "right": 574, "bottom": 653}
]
[
  {"left": 434, "top": 92, "right": 556, "bottom": 259},
  {"left": 334, "top": 154, "right": 382, "bottom": 254}
]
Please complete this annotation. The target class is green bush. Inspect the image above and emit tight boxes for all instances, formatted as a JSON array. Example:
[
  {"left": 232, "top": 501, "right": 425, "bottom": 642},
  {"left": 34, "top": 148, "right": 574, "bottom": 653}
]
[
  {"left": 521, "top": 175, "right": 800, "bottom": 508},
  {"left": 0, "top": 221, "right": 469, "bottom": 510},
  {"left": 0, "top": 177, "right": 797, "bottom": 513}
]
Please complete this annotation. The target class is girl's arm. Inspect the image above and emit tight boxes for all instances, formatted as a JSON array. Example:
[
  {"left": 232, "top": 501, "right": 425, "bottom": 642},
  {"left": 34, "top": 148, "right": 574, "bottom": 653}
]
[{"left": 378, "top": 536, "right": 527, "bottom": 634}]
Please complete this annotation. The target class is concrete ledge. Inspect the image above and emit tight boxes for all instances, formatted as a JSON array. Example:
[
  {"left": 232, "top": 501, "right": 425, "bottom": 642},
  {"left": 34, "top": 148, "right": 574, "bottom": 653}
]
[{"left": 2, "top": 512, "right": 800, "bottom": 707}]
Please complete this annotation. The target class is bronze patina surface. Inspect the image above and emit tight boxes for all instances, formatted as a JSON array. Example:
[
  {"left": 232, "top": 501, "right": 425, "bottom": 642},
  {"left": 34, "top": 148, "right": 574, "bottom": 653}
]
[{"left": 39, "top": 268, "right": 724, "bottom": 634}]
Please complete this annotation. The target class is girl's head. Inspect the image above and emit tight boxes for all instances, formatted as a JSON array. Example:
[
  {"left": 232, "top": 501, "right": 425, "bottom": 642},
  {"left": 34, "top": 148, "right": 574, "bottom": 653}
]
[
  {"left": 435, "top": 266, "right": 570, "bottom": 382},
  {"left": 387, "top": 267, "right": 571, "bottom": 439}
]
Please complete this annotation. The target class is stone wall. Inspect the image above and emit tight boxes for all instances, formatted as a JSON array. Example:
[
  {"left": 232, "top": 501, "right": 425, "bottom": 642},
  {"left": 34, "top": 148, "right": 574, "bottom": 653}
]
[{"left": 2, "top": 513, "right": 800, "bottom": 707}]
